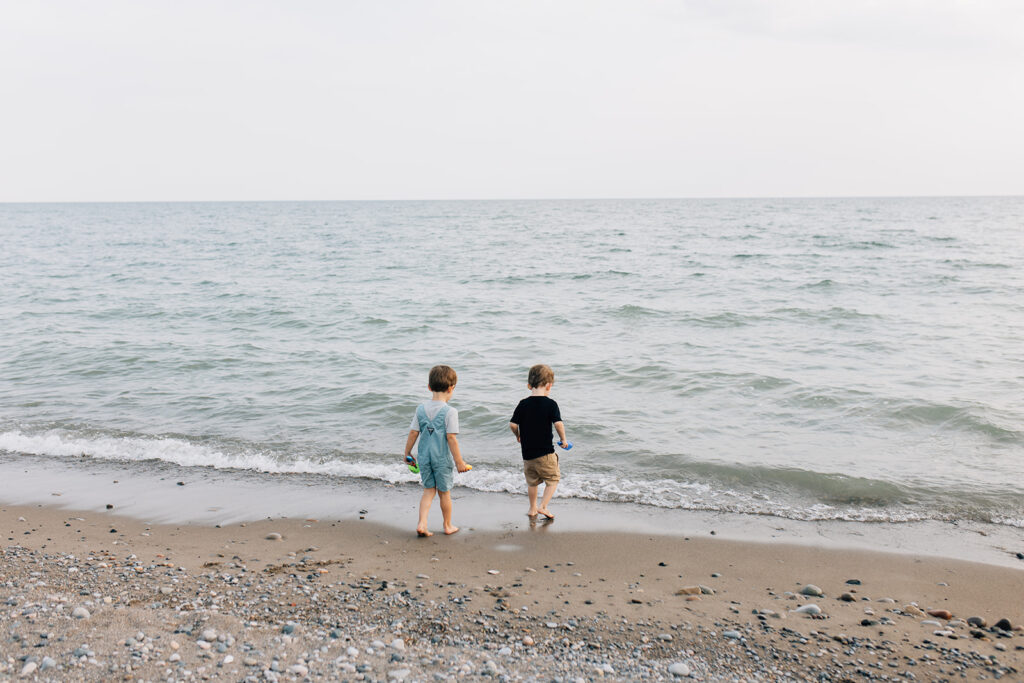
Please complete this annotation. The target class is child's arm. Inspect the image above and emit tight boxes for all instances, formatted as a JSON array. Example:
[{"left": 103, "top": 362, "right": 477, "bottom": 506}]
[
  {"left": 446, "top": 433, "right": 471, "bottom": 472},
  {"left": 553, "top": 421, "right": 567, "bottom": 448},
  {"left": 509, "top": 422, "right": 521, "bottom": 443},
  {"left": 403, "top": 430, "right": 419, "bottom": 458}
]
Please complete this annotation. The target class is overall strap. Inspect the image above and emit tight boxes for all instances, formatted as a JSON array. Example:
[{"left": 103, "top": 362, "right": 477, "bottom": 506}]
[{"left": 429, "top": 404, "right": 450, "bottom": 431}]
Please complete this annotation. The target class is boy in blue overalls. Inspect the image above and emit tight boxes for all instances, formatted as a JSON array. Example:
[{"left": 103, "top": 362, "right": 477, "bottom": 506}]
[{"left": 403, "top": 365, "right": 471, "bottom": 536}]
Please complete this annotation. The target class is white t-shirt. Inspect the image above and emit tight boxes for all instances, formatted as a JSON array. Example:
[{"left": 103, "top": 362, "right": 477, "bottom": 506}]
[{"left": 409, "top": 400, "right": 459, "bottom": 434}]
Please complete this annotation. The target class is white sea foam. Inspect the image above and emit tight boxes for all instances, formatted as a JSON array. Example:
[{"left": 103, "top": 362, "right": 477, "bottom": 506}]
[{"left": 0, "top": 428, "right": 961, "bottom": 524}]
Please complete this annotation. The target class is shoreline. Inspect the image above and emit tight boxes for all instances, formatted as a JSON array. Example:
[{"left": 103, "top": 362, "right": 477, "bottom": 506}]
[
  {"left": 1, "top": 452, "right": 1023, "bottom": 569},
  {"left": 2, "top": 453, "right": 1023, "bottom": 679}
]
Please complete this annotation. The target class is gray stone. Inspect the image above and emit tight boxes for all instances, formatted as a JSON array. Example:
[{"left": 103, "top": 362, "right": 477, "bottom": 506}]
[
  {"left": 800, "top": 584, "right": 824, "bottom": 597},
  {"left": 40, "top": 656, "right": 56, "bottom": 671},
  {"left": 71, "top": 606, "right": 90, "bottom": 619},
  {"left": 389, "top": 638, "right": 405, "bottom": 651},
  {"left": 668, "top": 662, "right": 691, "bottom": 677},
  {"left": 793, "top": 604, "right": 822, "bottom": 615},
  {"left": 388, "top": 669, "right": 411, "bottom": 680},
  {"left": 723, "top": 630, "right": 741, "bottom": 639}
]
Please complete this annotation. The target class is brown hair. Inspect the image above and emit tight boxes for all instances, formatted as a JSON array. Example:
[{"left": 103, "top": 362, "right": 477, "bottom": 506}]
[
  {"left": 527, "top": 364, "right": 554, "bottom": 388},
  {"left": 428, "top": 365, "right": 457, "bottom": 392}
]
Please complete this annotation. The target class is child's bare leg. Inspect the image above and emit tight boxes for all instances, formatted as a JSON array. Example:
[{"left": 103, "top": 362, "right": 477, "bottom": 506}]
[
  {"left": 417, "top": 488, "right": 436, "bottom": 536},
  {"left": 538, "top": 481, "right": 558, "bottom": 518},
  {"left": 527, "top": 485, "right": 539, "bottom": 516},
  {"left": 438, "top": 491, "right": 458, "bottom": 535}
]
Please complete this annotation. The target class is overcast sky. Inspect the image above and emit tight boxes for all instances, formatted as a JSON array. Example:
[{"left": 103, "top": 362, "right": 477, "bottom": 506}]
[{"left": 1, "top": 1, "right": 1022, "bottom": 201}]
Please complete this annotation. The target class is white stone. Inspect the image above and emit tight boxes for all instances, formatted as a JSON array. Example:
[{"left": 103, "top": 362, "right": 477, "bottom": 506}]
[
  {"left": 72, "top": 606, "right": 90, "bottom": 619},
  {"left": 668, "top": 662, "right": 691, "bottom": 677}
]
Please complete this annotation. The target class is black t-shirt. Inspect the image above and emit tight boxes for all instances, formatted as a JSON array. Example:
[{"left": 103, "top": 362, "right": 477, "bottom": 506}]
[{"left": 510, "top": 396, "right": 562, "bottom": 460}]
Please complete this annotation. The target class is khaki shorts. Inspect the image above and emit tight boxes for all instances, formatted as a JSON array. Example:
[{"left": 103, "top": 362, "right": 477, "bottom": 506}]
[{"left": 523, "top": 452, "right": 560, "bottom": 486}]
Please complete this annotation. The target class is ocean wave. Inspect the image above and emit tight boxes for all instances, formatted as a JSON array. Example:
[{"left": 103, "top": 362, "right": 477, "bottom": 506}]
[
  {"left": 883, "top": 401, "right": 1023, "bottom": 444},
  {"left": 2, "top": 427, "right": 1020, "bottom": 527},
  {"left": 770, "top": 306, "right": 881, "bottom": 322},
  {"left": 612, "top": 304, "right": 664, "bottom": 318}
]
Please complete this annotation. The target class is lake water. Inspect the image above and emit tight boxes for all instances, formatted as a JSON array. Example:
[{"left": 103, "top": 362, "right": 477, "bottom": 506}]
[{"left": 1, "top": 197, "right": 1022, "bottom": 528}]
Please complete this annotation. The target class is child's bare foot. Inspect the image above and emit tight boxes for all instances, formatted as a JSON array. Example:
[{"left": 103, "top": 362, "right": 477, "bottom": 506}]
[
  {"left": 416, "top": 527, "right": 433, "bottom": 537},
  {"left": 443, "top": 525, "right": 460, "bottom": 535},
  {"left": 527, "top": 508, "right": 538, "bottom": 518},
  {"left": 538, "top": 508, "right": 554, "bottom": 520}
]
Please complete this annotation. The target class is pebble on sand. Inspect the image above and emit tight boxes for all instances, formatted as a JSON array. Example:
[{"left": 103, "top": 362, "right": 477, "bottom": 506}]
[
  {"left": 71, "top": 606, "right": 90, "bottom": 619},
  {"left": 800, "top": 584, "right": 824, "bottom": 597},
  {"left": 265, "top": 532, "right": 283, "bottom": 540},
  {"left": 927, "top": 609, "right": 953, "bottom": 620},
  {"left": 793, "top": 604, "right": 821, "bottom": 615},
  {"left": 669, "top": 662, "right": 691, "bottom": 677}
]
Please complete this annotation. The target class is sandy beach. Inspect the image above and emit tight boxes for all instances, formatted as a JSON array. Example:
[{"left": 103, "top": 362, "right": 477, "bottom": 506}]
[{"left": 2, "top": 461, "right": 1023, "bottom": 681}]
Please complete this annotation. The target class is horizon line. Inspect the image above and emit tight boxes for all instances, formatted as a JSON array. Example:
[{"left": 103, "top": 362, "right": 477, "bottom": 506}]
[{"left": 2, "top": 193, "right": 1022, "bottom": 205}]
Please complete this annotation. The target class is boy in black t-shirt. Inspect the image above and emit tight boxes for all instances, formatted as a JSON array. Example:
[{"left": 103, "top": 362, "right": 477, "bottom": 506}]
[{"left": 510, "top": 364, "right": 570, "bottom": 520}]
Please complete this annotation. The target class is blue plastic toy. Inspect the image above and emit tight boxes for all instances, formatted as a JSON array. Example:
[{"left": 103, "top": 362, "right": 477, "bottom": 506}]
[
  {"left": 557, "top": 440, "right": 574, "bottom": 450},
  {"left": 405, "top": 455, "right": 420, "bottom": 473}
]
